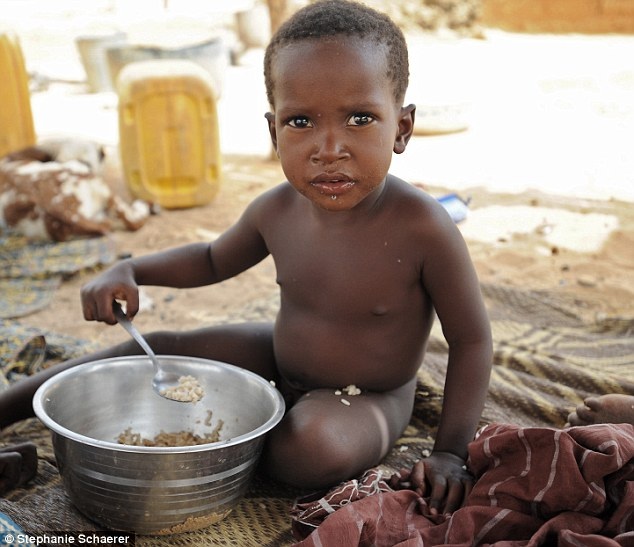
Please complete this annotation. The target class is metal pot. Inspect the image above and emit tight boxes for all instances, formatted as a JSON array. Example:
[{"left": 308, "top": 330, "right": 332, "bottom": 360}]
[{"left": 33, "top": 355, "right": 285, "bottom": 534}]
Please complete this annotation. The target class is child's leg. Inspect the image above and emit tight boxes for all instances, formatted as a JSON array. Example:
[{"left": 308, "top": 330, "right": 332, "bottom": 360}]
[
  {"left": 261, "top": 377, "right": 417, "bottom": 490},
  {"left": 144, "top": 322, "right": 277, "bottom": 379},
  {"left": 0, "top": 322, "right": 276, "bottom": 429}
]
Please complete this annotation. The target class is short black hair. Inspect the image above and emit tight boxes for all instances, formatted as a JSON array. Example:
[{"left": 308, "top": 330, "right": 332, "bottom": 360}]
[{"left": 264, "top": 0, "right": 409, "bottom": 107}]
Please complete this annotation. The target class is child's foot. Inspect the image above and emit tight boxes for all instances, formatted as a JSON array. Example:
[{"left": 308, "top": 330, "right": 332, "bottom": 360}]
[
  {"left": 0, "top": 442, "right": 38, "bottom": 494},
  {"left": 567, "top": 394, "right": 634, "bottom": 426}
]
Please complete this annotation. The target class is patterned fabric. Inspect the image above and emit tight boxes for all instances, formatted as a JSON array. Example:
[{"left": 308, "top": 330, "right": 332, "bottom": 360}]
[
  {"left": 291, "top": 469, "right": 393, "bottom": 539},
  {"left": 0, "top": 232, "right": 116, "bottom": 319},
  {"left": 0, "top": 510, "right": 32, "bottom": 545},
  {"left": 0, "top": 320, "right": 98, "bottom": 386},
  {"left": 419, "top": 283, "right": 634, "bottom": 430},
  {"left": 293, "top": 423, "right": 634, "bottom": 546}
]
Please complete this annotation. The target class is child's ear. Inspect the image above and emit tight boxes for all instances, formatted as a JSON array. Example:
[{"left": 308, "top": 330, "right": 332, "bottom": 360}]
[
  {"left": 264, "top": 112, "right": 279, "bottom": 154},
  {"left": 393, "top": 104, "right": 416, "bottom": 154}
]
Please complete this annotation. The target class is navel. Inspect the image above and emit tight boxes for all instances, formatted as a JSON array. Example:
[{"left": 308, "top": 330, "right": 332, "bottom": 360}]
[{"left": 371, "top": 305, "right": 388, "bottom": 316}]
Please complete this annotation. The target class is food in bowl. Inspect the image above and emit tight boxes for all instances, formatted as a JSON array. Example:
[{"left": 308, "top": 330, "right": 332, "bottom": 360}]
[{"left": 117, "top": 423, "right": 223, "bottom": 446}]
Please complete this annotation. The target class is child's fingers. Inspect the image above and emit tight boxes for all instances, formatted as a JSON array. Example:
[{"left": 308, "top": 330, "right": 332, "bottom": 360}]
[
  {"left": 462, "top": 474, "right": 474, "bottom": 502},
  {"left": 387, "top": 468, "right": 411, "bottom": 489},
  {"left": 427, "top": 476, "right": 447, "bottom": 515},
  {"left": 442, "top": 476, "right": 472, "bottom": 515},
  {"left": 409, "top": 460, "right": 427, "bottom": 493}
]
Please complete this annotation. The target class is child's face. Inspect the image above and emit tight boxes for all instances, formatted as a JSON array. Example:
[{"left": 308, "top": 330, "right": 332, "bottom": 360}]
[{"left": 266, "top": 37, "right": 414, "bottom": 212}]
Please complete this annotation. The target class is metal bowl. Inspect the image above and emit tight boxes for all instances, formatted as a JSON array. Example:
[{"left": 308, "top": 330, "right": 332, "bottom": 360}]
[{"left": 32, "top": 355, "right": 285, "bottom": 535}]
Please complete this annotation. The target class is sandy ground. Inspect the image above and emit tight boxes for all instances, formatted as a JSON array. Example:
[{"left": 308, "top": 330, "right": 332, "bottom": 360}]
[{"left": 2, "top": 1, "right": 633, "bottom": 349}]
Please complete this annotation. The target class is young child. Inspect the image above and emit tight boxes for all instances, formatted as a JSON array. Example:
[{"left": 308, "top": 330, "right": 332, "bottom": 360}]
[{"left": 0, "top": 0, "right": 492, "bottom": 516}]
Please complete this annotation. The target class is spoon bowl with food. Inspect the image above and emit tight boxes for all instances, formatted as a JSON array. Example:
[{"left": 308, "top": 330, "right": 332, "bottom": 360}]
[{"left": 112, "top": 301, "right": 204, "bottom": 402}]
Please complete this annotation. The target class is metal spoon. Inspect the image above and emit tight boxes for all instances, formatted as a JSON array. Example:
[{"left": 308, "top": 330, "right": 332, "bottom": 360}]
[{"left": 112, "top": 301, "right": 184, "bottom": 401}]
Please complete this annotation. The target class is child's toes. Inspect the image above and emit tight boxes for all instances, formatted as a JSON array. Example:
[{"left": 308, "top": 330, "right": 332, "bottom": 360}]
[
  {"left": 572, "top": 403, "right": 597, "bottom": 424},
  {"left": 582, "top": 397, "right": 602, "bottom": 411},
  {"left": 566, "top": 410, "right": 584, "bottom": 426}
]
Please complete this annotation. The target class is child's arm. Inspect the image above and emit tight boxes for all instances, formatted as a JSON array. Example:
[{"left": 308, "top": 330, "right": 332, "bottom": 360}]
[
  {"left": 413, "top": 332, "right": 491, "bottom": 516},
  {"left": 80, "top": 196, "right": 271, "bottom": 324},
  {"left": 402, "top": 205, "right": 493, "bottom": 515}
]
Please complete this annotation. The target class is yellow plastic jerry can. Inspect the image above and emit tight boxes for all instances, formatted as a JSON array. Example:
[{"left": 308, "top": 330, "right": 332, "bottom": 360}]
[
  {"left": 117, "top": 59, "right": 221, "bottom": 208},
  {"left": 0, "top": 32, "right": 36, "bottom": 158}
]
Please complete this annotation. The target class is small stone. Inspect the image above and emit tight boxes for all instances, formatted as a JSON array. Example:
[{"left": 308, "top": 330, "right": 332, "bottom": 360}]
[{"left": 577, "top": 275, "right": 598, "bottom": 288}]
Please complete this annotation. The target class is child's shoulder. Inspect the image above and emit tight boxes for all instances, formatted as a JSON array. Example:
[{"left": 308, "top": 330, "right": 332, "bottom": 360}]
[
  {"left": 248, "top": 182, "right": 296, "bottom": 209},
  {"left": 388, "top": 175, "right": 433, "bottom": 200},
  {"left": 386, "top": 175, "right": 451, "bottom": 219},
  {"left": 241, "top": 182, "right": 299, "bottom": 224}
]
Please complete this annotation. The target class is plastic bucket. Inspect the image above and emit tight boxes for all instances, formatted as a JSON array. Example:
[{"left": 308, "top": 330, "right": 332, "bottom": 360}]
[
  {"left": 0, "top": 32, "right": 35, "bottom": 157},
  {"left": 75, "top": 32, "right": 128, "bottom": 93},
  {"left": 117, "top": 59, "right": 222, "bottom": 209}
]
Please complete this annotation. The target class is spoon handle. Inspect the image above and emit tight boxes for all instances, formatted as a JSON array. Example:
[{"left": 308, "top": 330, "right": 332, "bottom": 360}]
[{"left": 112, "top": 301, "right": 159, "bottom": 370}]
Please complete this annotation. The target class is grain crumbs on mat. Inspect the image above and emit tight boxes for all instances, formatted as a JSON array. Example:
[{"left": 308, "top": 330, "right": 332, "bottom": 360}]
[{"left": 154, "top": 510, "right": 232, "bottom": 534}]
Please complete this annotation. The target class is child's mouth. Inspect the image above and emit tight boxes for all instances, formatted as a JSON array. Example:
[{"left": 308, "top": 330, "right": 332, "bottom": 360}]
[{"left": 310, "top": 175, "right": 355, "bottom": 196}]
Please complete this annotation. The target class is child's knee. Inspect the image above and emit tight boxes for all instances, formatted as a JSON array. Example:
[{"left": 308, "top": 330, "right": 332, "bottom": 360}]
[{"left": 262, "top": 415, "right": 370, "bottom": 489}]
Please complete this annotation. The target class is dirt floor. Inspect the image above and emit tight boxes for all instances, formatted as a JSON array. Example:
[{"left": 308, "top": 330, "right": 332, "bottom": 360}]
[{"left": 3, "top": 1, "right": 634, "bottom": 350}]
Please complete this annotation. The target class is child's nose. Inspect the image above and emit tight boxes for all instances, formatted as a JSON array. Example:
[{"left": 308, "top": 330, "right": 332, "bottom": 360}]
[{"left": 311, "top": 128, "right": 350, "bottom": 164}]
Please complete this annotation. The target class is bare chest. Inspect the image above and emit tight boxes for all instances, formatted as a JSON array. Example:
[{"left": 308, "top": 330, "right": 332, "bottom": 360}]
[{"left": 272, "top": 227, "right": 422, "bottom": 316}]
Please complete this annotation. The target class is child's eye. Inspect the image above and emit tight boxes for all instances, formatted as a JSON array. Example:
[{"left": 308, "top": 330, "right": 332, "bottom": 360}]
[
  {"left": 287, "top": 116, "right": 313, "bottom": 128},
  {"left": 347, "top": 113, "right": 374, "bottom": 126}
]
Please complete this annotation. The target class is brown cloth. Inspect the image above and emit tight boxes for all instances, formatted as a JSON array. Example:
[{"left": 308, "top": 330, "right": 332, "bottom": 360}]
[{"left": 292, "top": 423, "right": 634, "bottom": 546}]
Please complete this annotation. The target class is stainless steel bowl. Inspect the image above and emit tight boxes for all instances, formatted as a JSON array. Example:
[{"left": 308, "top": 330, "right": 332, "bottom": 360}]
[{"left": 33, "top": 355, "right": 285, "bottom": 534}]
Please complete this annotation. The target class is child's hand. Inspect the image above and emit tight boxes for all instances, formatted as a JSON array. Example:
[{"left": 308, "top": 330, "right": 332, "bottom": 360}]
[
  {"left": 80, "top": 261, "right": 139, "bottom": 325},
  {"left": 0, "top": 442, "right": 37, "bottom": 495},
  {"left": 389, "top": 451, "right": 473, "bottom": 516}
]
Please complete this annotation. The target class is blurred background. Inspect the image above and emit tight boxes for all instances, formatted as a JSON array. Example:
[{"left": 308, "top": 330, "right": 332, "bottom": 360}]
[{"left": 1, "top": 0, "right": 633, "bottom": 203}]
